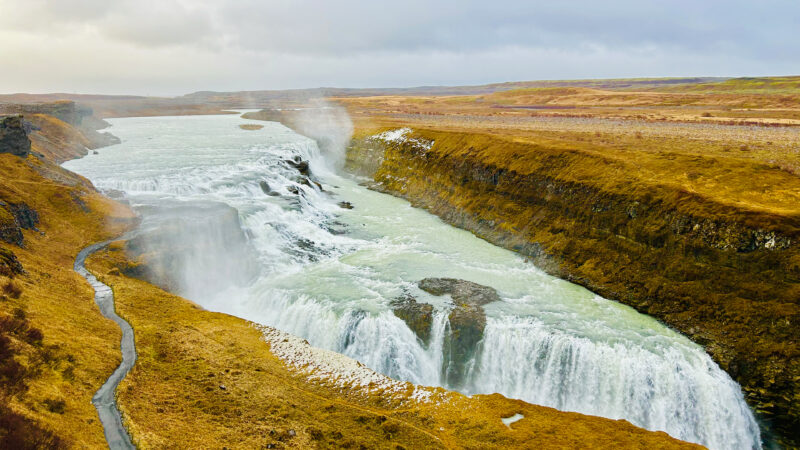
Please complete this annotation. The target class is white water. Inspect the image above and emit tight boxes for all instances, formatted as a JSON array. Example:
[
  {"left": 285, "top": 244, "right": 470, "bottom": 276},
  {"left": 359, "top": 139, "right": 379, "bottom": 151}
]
[{"left": 65, "top": 114, "right": 761, "bottom": 449}]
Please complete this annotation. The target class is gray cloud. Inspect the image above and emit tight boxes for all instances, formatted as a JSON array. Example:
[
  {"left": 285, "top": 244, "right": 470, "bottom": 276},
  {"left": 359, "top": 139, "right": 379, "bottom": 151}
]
[{"left": 0, "top": 0, "right": 797, "bottom": 95}]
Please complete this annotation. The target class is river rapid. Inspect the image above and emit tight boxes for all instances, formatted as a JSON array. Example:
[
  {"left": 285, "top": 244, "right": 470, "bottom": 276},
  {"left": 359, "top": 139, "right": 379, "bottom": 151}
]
[{"left": 64, "top": 113, "right": 762, "bottom": 449}]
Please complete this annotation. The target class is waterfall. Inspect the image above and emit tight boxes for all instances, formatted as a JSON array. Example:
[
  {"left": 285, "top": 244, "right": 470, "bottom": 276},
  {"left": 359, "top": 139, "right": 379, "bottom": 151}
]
[{"left": 64, "top": 113, "right": 763, "bottom": 450}]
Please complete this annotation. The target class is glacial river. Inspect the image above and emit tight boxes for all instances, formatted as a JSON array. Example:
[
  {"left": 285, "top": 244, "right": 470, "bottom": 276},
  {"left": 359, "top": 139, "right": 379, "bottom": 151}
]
[{"left": 65, "top": 113, "right": 761, "bottom": 449}]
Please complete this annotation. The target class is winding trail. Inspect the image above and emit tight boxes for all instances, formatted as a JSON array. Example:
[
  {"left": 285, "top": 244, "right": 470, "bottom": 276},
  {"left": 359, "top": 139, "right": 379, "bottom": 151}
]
[{"left": 75, "top": 241, "right": 137, "bottom": 450}]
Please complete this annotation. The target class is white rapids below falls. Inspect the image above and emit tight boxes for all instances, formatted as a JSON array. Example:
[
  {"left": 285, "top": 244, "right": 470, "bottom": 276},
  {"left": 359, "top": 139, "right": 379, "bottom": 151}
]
[{"left": 65, "top": 113, "right": 762, "bottom": 449}]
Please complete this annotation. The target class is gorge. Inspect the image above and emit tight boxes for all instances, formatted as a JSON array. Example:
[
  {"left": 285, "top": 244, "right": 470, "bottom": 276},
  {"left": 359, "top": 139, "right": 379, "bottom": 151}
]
[{"left": 63, "top": 113, "right": 763, "bottom": 449}]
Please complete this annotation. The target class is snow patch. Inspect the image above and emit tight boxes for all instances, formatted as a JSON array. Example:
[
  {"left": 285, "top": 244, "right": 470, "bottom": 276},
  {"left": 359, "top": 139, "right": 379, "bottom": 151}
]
[
  {"left": 371, "top": 128, "right": 434, "bottom": 151},
  {"left": 501, "top": 413, "right": 524, "bottom": 427},
  {"left": 258, "top": 325, "right": 438, "bottom": 404}
]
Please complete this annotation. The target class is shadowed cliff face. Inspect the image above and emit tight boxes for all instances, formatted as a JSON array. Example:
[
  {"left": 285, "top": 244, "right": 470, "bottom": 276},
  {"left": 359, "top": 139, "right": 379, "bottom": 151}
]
[{"left": 351, "top": 128, "right": 799, "bottom": 447}]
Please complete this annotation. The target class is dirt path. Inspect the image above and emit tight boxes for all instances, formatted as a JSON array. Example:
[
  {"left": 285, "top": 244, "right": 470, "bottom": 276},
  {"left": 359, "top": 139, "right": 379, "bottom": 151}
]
[{"left": 75, "top": 241, "right": 136, "bottom": 450}]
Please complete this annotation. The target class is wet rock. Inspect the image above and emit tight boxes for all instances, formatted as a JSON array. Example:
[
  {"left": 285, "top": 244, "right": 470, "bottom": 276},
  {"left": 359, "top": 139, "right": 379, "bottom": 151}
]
[
  {"left": 295, "top": 176, "right": 313, "bottom": 188},
  {"left": 390, "top": 294, "right": 434, "bottom": 346},
  {"left": 338, "top": 201, "right": 354, "bottom": 210},
  {"left": 285, "top": 159, "right": 310, "bottom": 175},
  {"left": 418, "top": 278, "right": 500, "bottom": 306},
  {"left": 286, "top": 186, "right": 300, "bottom": 195},
  {"left": 0, "top": 116, "right": 31, "bottom": 157},
  {"left": 260, "top": 181, "right": 281, "bottom": 197},
  {"left": 418, "top": 278, "right": 500, "bottom": 388}
]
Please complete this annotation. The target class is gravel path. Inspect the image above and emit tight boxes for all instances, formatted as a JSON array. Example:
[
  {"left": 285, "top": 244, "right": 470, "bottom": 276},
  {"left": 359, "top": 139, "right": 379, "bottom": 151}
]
[{"left": 75, "top": 241, "right": 137, "bottom": 450}]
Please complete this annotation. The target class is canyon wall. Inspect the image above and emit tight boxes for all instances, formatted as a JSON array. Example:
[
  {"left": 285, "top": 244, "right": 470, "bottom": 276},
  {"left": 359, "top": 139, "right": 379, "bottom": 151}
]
[{"left": 347, "top": 128, "right": 800, "bottom": 446}]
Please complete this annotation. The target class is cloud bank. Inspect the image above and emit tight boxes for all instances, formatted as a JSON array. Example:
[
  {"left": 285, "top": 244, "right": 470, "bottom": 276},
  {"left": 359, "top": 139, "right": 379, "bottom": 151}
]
[{"left": 0, "top": 0, "right": 797, "bottom": 95}]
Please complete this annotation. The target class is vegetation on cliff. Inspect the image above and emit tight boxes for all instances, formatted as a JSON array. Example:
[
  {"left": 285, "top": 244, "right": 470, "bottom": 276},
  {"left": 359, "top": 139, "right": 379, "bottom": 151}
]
[{"left": 316, "top": 79, "right": 800, "bottom": 446}]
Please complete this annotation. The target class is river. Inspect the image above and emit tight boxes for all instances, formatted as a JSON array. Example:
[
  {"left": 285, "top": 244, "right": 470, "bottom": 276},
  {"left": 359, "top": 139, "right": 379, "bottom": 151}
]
[{"left": 64, "top": 113, "right": 761, "bottom": 449}]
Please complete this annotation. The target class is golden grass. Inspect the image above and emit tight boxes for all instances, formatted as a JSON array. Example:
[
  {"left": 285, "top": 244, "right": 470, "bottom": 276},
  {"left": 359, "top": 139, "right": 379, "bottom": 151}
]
[
  {"left": 86, "top": 244, "right": 697, "bottom": 449},
  {"left": 0, "top": 152, "right": 137, "bottom": 446}
]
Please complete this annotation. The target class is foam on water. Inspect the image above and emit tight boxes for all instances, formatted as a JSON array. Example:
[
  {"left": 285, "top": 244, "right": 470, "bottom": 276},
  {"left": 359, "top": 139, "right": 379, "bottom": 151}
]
[{"left": 64, "top": 114, "right": 762, "bottom": 449}]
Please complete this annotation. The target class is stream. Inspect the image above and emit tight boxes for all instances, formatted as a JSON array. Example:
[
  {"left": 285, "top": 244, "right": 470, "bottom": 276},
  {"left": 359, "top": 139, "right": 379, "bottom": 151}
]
[{"left": 64, "top": 113, "right": 762, "bottom": 449}]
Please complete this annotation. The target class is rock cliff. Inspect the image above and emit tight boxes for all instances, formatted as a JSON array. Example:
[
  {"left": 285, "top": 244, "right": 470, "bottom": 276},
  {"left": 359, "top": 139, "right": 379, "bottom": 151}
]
[
  {"left": 0, "top": 116, "right": 31, "bottom": 157},
  {"left": 351, "top": 127, "right": 800, "bottom": 446}
]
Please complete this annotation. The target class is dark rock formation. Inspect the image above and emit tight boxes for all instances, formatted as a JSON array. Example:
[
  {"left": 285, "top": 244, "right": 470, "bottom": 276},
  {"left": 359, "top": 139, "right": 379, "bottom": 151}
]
[
  {"left": 285, "top": 159, "right": 310, "bottom": 175},
  {"left": 419, "top": 278, "right": 500, "bottom": 306},
  {"left": 0, "top": 201, "right": 39, "bottom": 247},
  {"left": 0, "top": 116, "right": 31, "bottom": 157},
  {"left": 390, "top": 294, "right": 434, "bottom": 346},
  {"left": 338, "top": 201, "right": 354, "bottom": 210},
  {"left": 0, "top": 247, "right": 23, "bottom": 277},
  {"left": 418, "top": 278, "right": 500, "bottom": 388},
  {"left": 7, "top": 203, "right": 39, "bottom": 230}
]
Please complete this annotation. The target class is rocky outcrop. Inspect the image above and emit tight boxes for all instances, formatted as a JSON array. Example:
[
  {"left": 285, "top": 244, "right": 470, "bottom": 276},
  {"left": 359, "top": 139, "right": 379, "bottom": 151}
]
[
  {"left": 390, "top": 278, "right": 500, "bottom": 388},
  {"left": 351, "top": 128, "right": 800, "bottom": 445},
  {"left": 0, "top": 116, "right": 31, "bottom": 157},
  {"left": 0, "top": 201, "right": 39, "bottom": 247},
  {"left": 0, "top": 247, "right": 23, "bottom": 277},
  {"left": 390, "top": 294, "right": 434, "bottom": 346},
  {"left": 419, "top": 278, "right": 500, "bottom": 388}
]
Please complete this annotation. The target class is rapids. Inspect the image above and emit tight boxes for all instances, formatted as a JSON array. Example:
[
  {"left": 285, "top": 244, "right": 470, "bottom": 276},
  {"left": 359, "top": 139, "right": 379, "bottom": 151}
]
[{"left": 64, "top": 113, "right": 762, "bottom": 449}]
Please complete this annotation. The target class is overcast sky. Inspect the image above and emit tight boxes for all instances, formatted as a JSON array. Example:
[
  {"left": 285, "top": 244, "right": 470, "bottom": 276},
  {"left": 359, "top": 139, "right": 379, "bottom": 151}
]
[{"left": 0, "top": 0, "right": 798, "bottom": 96}]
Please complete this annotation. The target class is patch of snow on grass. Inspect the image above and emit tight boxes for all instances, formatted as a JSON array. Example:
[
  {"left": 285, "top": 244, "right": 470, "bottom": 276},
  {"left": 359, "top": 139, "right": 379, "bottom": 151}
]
[
  {"left": 371, "top": 128, "right": 434, "bottom": 151},
  {"left": 258, "top": 325, "right": 436, "bottom": 404},
  {"left": 501, "top": 413, "right": 524, "bottom": 427},
  {"left": 374, "top": 128, "right": 412, "bottom": 143}
]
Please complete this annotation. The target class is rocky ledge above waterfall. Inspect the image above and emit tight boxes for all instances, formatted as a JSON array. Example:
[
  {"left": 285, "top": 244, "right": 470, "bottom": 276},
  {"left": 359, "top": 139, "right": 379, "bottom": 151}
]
[{"left": 392, "top": 277, "right": 501, "bottom": 389}]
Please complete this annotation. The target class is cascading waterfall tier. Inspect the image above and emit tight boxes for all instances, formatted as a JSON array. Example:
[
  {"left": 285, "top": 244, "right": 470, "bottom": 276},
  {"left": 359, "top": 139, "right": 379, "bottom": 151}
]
[{"left": 64, "top": 114, "right": 762, "bottom": 450}]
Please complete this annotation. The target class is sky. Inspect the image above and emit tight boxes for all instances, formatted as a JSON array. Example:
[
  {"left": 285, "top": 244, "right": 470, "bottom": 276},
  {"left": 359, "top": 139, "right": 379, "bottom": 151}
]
[{"left": 0, "top": 0, "right": 798, "bottom": 96}]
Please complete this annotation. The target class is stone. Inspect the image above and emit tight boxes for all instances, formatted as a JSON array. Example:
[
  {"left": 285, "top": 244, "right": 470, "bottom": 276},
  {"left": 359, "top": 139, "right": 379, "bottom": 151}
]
[
  {"left": 285, "top": 159, "right": 311, "bottom": 175},
  {"left": 417, "top": 278, "right": 500, "bottom": 388},
  {"left": 338, "top": 201, "right": 354, "bottom": 209},
  {"left": 390, "top": 295, "right": 434, "bottom": 346},
  {"left": 0, "top": 116, "right": 31, "bottom": 157}
]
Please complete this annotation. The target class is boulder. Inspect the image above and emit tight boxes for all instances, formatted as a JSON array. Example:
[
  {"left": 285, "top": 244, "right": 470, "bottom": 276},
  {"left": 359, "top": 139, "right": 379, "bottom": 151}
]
[
  {"left": 0, "top": 116, "right": 31, "bottom": 157},
  {"left": 337, "top": 201, "right": 354, "bottom": 209},
  {"left": 418, "top": 278, "right": 500, "bottom": 306},
  {"left": 259, "top": 180, "right": 280, "bottom": 196},
  {"left": 390, "top": 294, "right": 434, "bottom": 346},
  {"left": 285, "top": 159, "right": 311, "bottom": 175},
  {"left": 418, "top": 278, "right": 500, "bottom": 388}
]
